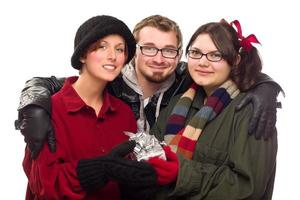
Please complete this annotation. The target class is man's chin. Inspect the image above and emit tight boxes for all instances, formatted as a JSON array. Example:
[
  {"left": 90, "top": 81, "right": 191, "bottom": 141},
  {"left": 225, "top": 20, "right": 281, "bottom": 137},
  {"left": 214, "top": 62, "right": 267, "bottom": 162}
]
[{"left": 145, "top": 74, "right": 168, "bottom": 83}]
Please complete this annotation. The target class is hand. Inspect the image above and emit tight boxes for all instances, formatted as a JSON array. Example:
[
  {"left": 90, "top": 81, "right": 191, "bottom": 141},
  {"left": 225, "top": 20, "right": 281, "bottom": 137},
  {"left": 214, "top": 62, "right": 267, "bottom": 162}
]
[
  {"left": 18, "top": 105, "right": 56, "bottom": 159},
  {"left": 105, "top": 141, "right": 157, "bottom": 187},
  {"left": 110, "top": 141, "right": 158, "bottom": 200},
  {"left": 77, "top": 141, "right": 135, "bottom": 192},
  {"left": 236, "top": 83, "right": 280, "bottom": 140},
  {"left": 148, "top": 146, "right": 179, "bottom": 185},
  {"left": 107, "top": 140, "right": 136, "bottom": 157},
  {"left": 77, "top": 141, "right": 157, "bottom": 193}
]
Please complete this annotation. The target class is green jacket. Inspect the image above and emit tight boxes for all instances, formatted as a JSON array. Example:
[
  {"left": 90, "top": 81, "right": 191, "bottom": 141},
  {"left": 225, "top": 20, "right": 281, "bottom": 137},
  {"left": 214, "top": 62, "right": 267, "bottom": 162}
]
[{"left": 150, "top": 88, "right": 277, "bottom": 200}]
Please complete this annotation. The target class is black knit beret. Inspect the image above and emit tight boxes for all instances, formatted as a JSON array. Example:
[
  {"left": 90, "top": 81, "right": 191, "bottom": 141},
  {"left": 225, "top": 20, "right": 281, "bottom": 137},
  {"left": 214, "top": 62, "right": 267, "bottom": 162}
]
[{"left": 71, "top": 15, "right": 136, "bottom": 70}]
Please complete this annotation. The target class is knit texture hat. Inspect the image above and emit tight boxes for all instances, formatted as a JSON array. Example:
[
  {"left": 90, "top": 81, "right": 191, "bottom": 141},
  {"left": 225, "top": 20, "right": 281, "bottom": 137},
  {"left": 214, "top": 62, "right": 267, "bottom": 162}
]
[{"left": 71, "top": 15, "right": 136, "bottom": 70}]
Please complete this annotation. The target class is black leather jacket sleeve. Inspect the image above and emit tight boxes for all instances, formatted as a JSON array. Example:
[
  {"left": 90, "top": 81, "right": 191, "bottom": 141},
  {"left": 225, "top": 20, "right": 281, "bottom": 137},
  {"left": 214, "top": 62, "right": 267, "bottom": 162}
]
[
  {"left": 17, "top": 76, "right": 65, "bottom": 113},
  {"left": 249, "top": 73, "right": 284, "bottom": 107},
  {"left": 251, "top": 73, "right": 284, "bottom": 92}
]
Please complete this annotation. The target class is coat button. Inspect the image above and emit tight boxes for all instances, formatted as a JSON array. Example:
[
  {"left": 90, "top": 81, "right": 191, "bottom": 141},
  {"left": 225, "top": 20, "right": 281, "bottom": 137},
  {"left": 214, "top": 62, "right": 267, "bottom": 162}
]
[{"left": 99, "top": 146, "right": 106, "bottom": 153}]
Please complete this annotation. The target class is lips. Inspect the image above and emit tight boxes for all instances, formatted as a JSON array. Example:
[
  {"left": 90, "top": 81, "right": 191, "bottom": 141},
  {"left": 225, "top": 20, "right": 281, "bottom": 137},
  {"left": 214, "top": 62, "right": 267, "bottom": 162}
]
[
  {"left": 149, "top": 65, "right": 168, "bottom": 69},
  {"left": 103, "top": 64, "right": 116, "bottom": 70},
  {"left": 195, "top": 69, "right": 213, "bottom": 76}
]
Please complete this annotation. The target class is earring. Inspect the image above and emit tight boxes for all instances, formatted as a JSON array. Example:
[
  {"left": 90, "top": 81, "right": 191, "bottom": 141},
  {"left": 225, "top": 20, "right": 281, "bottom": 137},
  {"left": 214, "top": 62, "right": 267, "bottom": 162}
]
[{"left": 80, "top": 58, "right": 85, "bottom": 64}]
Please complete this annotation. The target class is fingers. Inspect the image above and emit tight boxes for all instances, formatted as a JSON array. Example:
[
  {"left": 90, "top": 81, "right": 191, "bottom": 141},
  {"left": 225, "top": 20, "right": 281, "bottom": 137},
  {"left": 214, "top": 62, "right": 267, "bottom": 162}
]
[
  {"left": 148, "top": 156, "right": 178, "bottom": 185},
  {"left": 157, "top": 174, "right": 172, "bottom": 185},
  {"left": 29, "top": 141, "right": 44, "bottom": 159},
  {"left": 254, "top": 115, "right": 266, "bottom": 140},
  {"left": 162, "top": 145, "right": 171, "bottom": 152},
  {"left": 47, "top": 126, "right": 56, "bottom": 153},
  {"left": 266, "top": 127, "right": 277, "bottom": 140},
  {"left": 263, "top": 108, "right": 277, "bottom": 140},
  {"left": 148, "top": 157, "right": 167, "bottom": 168},
  {"left": 148, "top": 158, "right": 172, "bottom": 182},
  {"left": 236, "top": 93, "right": 253, "bottom": 111},
  {"left": 110, "top": 141, "right": 136, "bottom": 157},
  {"left": 248, "top": 101, "right": 262, "bottom": 135},
  {"left": 252, "top": 102, "right": 266, "bottom": 139},
  {"left": 253, "top": 102, "right": 277, "bottom": 140},
  {"left": 163, "top": 146, "right": 178, "bottom": 161},
  {"left": 30, "top": 149, "right": 39, "bottom": 160}
]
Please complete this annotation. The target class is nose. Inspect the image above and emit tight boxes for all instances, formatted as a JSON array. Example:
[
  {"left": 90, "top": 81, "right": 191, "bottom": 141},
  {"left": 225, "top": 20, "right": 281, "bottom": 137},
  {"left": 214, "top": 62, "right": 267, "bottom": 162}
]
[
  {"left": 107, "top": 48, "right": 117, "bottom": 60},
  {"left": 152, "top": 50, "right": 165, "bottom": 63},
  {"left": 198, "top": 55, "right": 209, "bottom": 67}
]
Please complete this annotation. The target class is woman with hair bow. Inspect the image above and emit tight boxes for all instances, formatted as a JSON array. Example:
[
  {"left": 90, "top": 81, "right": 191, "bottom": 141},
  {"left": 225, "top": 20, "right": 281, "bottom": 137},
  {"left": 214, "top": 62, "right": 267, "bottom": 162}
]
[{"left": 148, "top": 19, "right": 278, "bottom": 199}]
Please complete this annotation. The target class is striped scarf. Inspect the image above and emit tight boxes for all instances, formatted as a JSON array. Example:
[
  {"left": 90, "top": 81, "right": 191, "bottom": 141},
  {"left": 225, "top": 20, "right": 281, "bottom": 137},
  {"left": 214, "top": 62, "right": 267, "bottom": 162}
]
[{"left": 164, "top": 80, "right": 240, "bottom": 159}]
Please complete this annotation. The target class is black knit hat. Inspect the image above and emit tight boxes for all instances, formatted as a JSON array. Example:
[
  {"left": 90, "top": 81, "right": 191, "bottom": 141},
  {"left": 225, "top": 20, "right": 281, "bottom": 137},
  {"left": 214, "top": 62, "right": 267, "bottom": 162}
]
[{"left": 71, "top": 15, "right": 136, "bottom": 70}]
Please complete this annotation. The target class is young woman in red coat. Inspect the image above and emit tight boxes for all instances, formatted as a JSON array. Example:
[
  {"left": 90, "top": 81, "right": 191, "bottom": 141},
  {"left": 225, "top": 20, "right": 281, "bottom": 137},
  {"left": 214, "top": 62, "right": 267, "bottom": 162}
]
[{"left": 23, "top": 15, "right": 156, "bottom": 200}]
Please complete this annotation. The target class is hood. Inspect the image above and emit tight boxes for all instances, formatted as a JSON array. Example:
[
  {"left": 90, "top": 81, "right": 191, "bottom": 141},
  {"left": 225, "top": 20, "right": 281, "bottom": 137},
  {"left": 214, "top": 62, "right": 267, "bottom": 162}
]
[{"left": 122, "top": 62, "right": 143, "bottom": 95}]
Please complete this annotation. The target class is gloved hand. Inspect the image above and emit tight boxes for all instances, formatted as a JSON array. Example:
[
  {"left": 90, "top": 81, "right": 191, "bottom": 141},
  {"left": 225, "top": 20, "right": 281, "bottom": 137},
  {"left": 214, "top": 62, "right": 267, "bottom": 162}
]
[
  {"left": 16, "top": 105, "right": 56, "bottom": 159},
  {"left": 148, "top": 145, "right": 179, "bottom": 185},
  {"left": 236, "top": 83, "right": 280, "bottom": 140},
  {"left": 77, "top": 141, "right": 157, "bottom": 193}
]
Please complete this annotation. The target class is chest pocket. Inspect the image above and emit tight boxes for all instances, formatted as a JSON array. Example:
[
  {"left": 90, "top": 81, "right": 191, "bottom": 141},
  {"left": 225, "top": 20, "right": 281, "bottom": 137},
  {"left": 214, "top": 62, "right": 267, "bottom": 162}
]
[{"left": 196, "top": 144, "right": 229, "bottom": 166}]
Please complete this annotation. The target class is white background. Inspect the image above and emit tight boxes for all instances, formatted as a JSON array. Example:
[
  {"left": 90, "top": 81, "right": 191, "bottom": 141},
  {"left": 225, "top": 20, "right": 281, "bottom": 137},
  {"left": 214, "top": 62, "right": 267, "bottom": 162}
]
[{"left": 0, "top": 0, "right": 297, "bottom": 199}]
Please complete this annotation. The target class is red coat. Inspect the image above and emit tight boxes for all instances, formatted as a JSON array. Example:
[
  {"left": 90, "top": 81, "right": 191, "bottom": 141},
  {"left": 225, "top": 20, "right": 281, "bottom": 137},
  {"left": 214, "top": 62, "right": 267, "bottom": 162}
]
[{"left": 23, "top": 77, "right": 137, "bottom": 200}]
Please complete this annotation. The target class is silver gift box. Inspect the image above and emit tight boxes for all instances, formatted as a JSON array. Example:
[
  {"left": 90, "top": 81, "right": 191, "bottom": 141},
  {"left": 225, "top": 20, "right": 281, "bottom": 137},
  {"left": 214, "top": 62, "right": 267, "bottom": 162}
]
[{"left": 124, "top": 131, "right": 166, "bottom": 161}]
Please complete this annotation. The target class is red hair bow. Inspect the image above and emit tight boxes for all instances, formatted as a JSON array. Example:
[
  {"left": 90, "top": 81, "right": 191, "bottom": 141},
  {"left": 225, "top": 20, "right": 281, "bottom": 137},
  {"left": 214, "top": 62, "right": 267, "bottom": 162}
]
[{"left": 230, "top": 20, "right": 260, "bottom": 51}]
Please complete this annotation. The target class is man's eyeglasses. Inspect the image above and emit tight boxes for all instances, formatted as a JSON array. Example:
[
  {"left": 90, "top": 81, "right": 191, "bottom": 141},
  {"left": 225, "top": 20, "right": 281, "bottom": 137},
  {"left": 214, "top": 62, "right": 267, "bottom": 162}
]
[
  {"left": 187, "top": 50, "right": 223, "bottom": 62},
  {"left": 137, "top": 44, "right": 179, "bottom": 59}
]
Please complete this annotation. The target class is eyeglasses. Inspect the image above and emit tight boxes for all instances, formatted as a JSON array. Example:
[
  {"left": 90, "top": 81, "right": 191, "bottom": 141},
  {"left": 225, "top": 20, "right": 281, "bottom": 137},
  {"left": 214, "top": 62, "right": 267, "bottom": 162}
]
[
  {"left": 137, "top": 44, "right": 179, "bottom": 59},
  {"left": 187, "top": 50, "right": 223, "bottom": 62}
]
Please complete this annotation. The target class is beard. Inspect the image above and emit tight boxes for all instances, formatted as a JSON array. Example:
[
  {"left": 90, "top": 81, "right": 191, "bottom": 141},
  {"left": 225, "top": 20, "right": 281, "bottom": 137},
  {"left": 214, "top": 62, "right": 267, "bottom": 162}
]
[{"left": 142, "top": 70, "right": 172, "bottom": 83}]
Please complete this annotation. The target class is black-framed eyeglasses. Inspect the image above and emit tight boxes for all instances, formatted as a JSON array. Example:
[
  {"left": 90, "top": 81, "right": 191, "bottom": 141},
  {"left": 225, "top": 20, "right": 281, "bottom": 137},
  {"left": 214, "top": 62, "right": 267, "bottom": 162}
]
[
  {"left": 137, "top": 44, "right": 179, "bottom": 59},
  {"left": 187, "top": 50, "right": 223, "bottom": 62}
]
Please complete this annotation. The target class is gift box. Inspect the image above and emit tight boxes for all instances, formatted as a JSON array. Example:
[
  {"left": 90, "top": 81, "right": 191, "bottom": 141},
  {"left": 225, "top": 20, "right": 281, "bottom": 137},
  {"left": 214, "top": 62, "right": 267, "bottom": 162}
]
[{"left": 124, "top": 131, "right": 166, "bottom": 161}]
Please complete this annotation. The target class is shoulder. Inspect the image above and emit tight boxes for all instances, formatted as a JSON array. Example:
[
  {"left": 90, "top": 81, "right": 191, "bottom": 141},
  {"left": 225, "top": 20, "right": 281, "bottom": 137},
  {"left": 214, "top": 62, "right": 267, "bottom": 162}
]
[
  {"left": 51, "top": 77, "right": 72, "bottom": 99},
  {"left": 232, "top": 92, "right": 252, "bottom": 114},
  {"left": 51, "top": 88, "right": 64, "bottom": 103},
  {"left": 51, "top": 76, "right": 78, "bottom": 107},
  {"left": 220, "top": 92, "right": 252, "bottom": 117},
  {"left": 223, "top": 93, "right": 253, "bottom": 131}
]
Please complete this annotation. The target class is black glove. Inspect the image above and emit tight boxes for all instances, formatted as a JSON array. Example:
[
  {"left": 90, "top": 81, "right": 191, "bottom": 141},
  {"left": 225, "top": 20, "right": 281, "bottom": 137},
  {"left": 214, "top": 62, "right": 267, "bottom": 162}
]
[
  {"left": 236, "top": 83, "right": 280, "bottom": 140},
  {"left": 15, "top": 105, "right": 56, "bottom": 159},
  {"left": 77, "top": 141, "right": 157, "bottom": 194},
  {"left": 120, "top": 183, "right": 157, "bottom": 200}
]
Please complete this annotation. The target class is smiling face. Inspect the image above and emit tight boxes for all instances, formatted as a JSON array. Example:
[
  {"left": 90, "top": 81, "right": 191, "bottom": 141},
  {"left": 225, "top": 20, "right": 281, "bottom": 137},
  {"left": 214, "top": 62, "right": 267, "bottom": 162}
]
[
  {"left": 188, "top": 34, "right": 231, "bottom": 95},
  {"left": 80, "top": 34, "right": 127, "bottom": 82},
  {"left": 134, "top": 26, "right": 181, "bottom": 83}
]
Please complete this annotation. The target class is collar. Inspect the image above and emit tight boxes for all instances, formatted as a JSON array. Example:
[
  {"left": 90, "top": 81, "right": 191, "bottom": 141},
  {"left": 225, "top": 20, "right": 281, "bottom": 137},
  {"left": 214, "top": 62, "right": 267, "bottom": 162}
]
[{"left": 61, "top": 77, "right": 119, "bottom": 117}]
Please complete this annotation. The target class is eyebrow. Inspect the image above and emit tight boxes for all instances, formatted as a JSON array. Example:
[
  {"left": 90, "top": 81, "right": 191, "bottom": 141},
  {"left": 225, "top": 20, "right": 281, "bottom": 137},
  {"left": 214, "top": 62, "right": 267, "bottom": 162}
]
[
  {"left": 141, "top": 42, "right": 177, "bottom": 49},
  {"left": 190, "top": 46, "right": 219, "bottom": 52},
  {"left": 99, "top": 40, "right": 125, "bottom": 46}
]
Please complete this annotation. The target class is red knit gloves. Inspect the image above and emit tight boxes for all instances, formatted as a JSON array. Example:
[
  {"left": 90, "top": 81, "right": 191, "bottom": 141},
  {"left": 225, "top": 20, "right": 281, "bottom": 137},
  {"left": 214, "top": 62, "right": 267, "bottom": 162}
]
[{"left": 148, "top": 145, "right": 179, "bottom": 185}]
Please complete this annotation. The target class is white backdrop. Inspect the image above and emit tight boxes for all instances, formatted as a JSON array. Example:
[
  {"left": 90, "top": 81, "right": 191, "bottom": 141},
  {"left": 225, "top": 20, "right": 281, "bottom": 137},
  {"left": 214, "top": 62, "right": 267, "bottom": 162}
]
[{"left": 0, "top": 0, "right": 297, "bottom": 199}]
